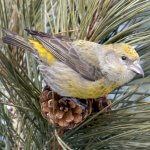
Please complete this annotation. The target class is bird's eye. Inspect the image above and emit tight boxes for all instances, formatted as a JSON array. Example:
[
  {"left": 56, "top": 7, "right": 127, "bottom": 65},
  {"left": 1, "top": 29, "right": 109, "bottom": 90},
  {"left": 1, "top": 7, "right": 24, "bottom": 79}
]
[{"left": 121, "top": 56, "right": 127, "bottom": 60}]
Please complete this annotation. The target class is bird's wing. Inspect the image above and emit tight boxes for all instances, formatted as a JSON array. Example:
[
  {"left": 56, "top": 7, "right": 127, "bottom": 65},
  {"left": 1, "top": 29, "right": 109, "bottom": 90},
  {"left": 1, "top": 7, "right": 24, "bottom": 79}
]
[{"left": 25, "top": 29, "right": 103, "bottom": 81}]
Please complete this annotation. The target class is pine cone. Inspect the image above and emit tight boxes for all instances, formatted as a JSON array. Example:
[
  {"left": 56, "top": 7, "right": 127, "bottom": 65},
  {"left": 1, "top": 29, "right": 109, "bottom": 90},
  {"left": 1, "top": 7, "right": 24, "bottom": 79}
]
[
  {"left": 40, "top": 86, "right": 111, "bottom": 129},
  {"left": 40, "top": 86, "right": 92, "bottom": 129}
]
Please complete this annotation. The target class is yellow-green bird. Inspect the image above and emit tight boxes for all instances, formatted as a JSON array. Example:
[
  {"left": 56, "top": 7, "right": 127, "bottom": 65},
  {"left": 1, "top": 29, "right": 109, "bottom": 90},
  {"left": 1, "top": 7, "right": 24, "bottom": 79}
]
[{"left": 2, "top": 29, "right": 144, "bottom": 99}]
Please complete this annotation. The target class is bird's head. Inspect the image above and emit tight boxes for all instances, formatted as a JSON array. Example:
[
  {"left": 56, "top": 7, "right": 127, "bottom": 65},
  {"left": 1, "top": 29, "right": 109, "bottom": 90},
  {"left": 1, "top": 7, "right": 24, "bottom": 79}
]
[{"left": 99, "top": 43, "right": 144, "bottom": 85}]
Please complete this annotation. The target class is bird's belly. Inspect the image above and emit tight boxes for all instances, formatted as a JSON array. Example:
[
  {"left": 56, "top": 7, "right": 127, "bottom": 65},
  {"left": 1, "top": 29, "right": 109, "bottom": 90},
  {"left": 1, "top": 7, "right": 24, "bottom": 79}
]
[
  {"left": 39, "top": 61, "right": 118, "bottom": 99},
  {"left": 65, "top": 80, "right": 117, "bottom": 99}
]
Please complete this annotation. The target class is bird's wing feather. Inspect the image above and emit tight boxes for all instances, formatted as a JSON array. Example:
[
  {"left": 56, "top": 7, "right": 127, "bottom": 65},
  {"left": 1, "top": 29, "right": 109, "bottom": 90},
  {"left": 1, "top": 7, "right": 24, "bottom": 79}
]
[{"left": 25, "top": 29, "right": 103, "bottom": 81}]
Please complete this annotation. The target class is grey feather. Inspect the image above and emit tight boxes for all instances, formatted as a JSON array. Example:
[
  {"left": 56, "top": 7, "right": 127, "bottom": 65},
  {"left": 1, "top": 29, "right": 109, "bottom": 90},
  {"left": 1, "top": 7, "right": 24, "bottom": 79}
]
[
  {"left": 25, "top": 29, "right": 103, "bottom": 81},
  {"left": 2, "top": 29, "right": 36, "bottom": 54}
]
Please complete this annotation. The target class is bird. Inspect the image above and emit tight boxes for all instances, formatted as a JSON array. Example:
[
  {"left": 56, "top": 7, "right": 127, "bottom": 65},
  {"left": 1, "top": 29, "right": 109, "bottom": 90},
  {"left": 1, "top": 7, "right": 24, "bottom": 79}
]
[{"left": 2, "top": 29, "right": 144, "bottom": 99}]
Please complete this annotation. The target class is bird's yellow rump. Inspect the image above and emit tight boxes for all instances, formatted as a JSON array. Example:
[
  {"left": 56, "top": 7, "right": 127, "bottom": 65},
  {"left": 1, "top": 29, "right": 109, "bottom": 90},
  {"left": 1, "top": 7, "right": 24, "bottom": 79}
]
[
  {"left": 2, "top": 29, "right": 144, "bottom": 99},
  {"left": 29, "top": 39, "right": 56, "bottom": 64}
]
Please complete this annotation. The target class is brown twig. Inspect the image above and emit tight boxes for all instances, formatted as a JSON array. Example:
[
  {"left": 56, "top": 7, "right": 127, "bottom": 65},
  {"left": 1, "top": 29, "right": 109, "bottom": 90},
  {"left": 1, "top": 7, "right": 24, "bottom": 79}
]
[{"left": 55, "top": 29, "right": 80, "bottom": 35}]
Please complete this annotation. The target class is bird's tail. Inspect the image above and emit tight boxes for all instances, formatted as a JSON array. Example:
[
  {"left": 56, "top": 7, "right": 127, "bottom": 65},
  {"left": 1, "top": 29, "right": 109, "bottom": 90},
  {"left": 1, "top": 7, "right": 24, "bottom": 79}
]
[{"left": 2, "top": 29, "right": 36, "bottom": 54}]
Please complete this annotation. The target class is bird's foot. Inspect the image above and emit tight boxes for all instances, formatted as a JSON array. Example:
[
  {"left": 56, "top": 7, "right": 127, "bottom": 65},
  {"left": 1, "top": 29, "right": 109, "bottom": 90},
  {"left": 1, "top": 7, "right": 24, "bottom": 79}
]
[
  {"left": 59, "top": 97, "right": 88, "bottom": 111},
  {"left": 93, "top": 96, "right": 112, "bottom": 112}
]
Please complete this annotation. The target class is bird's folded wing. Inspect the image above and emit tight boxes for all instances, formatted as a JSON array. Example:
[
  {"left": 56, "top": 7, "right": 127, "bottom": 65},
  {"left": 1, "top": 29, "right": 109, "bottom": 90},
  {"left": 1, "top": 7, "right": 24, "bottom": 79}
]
[{"left": 25, "top": 29, "right": 103, "bottom": 81}]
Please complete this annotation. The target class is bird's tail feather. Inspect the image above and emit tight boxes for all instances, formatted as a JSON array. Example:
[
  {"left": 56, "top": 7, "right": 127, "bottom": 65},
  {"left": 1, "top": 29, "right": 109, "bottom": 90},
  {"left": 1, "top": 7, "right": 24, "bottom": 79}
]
[{"left": 2, "top": 29, "right": 36, "bottom": 54}]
